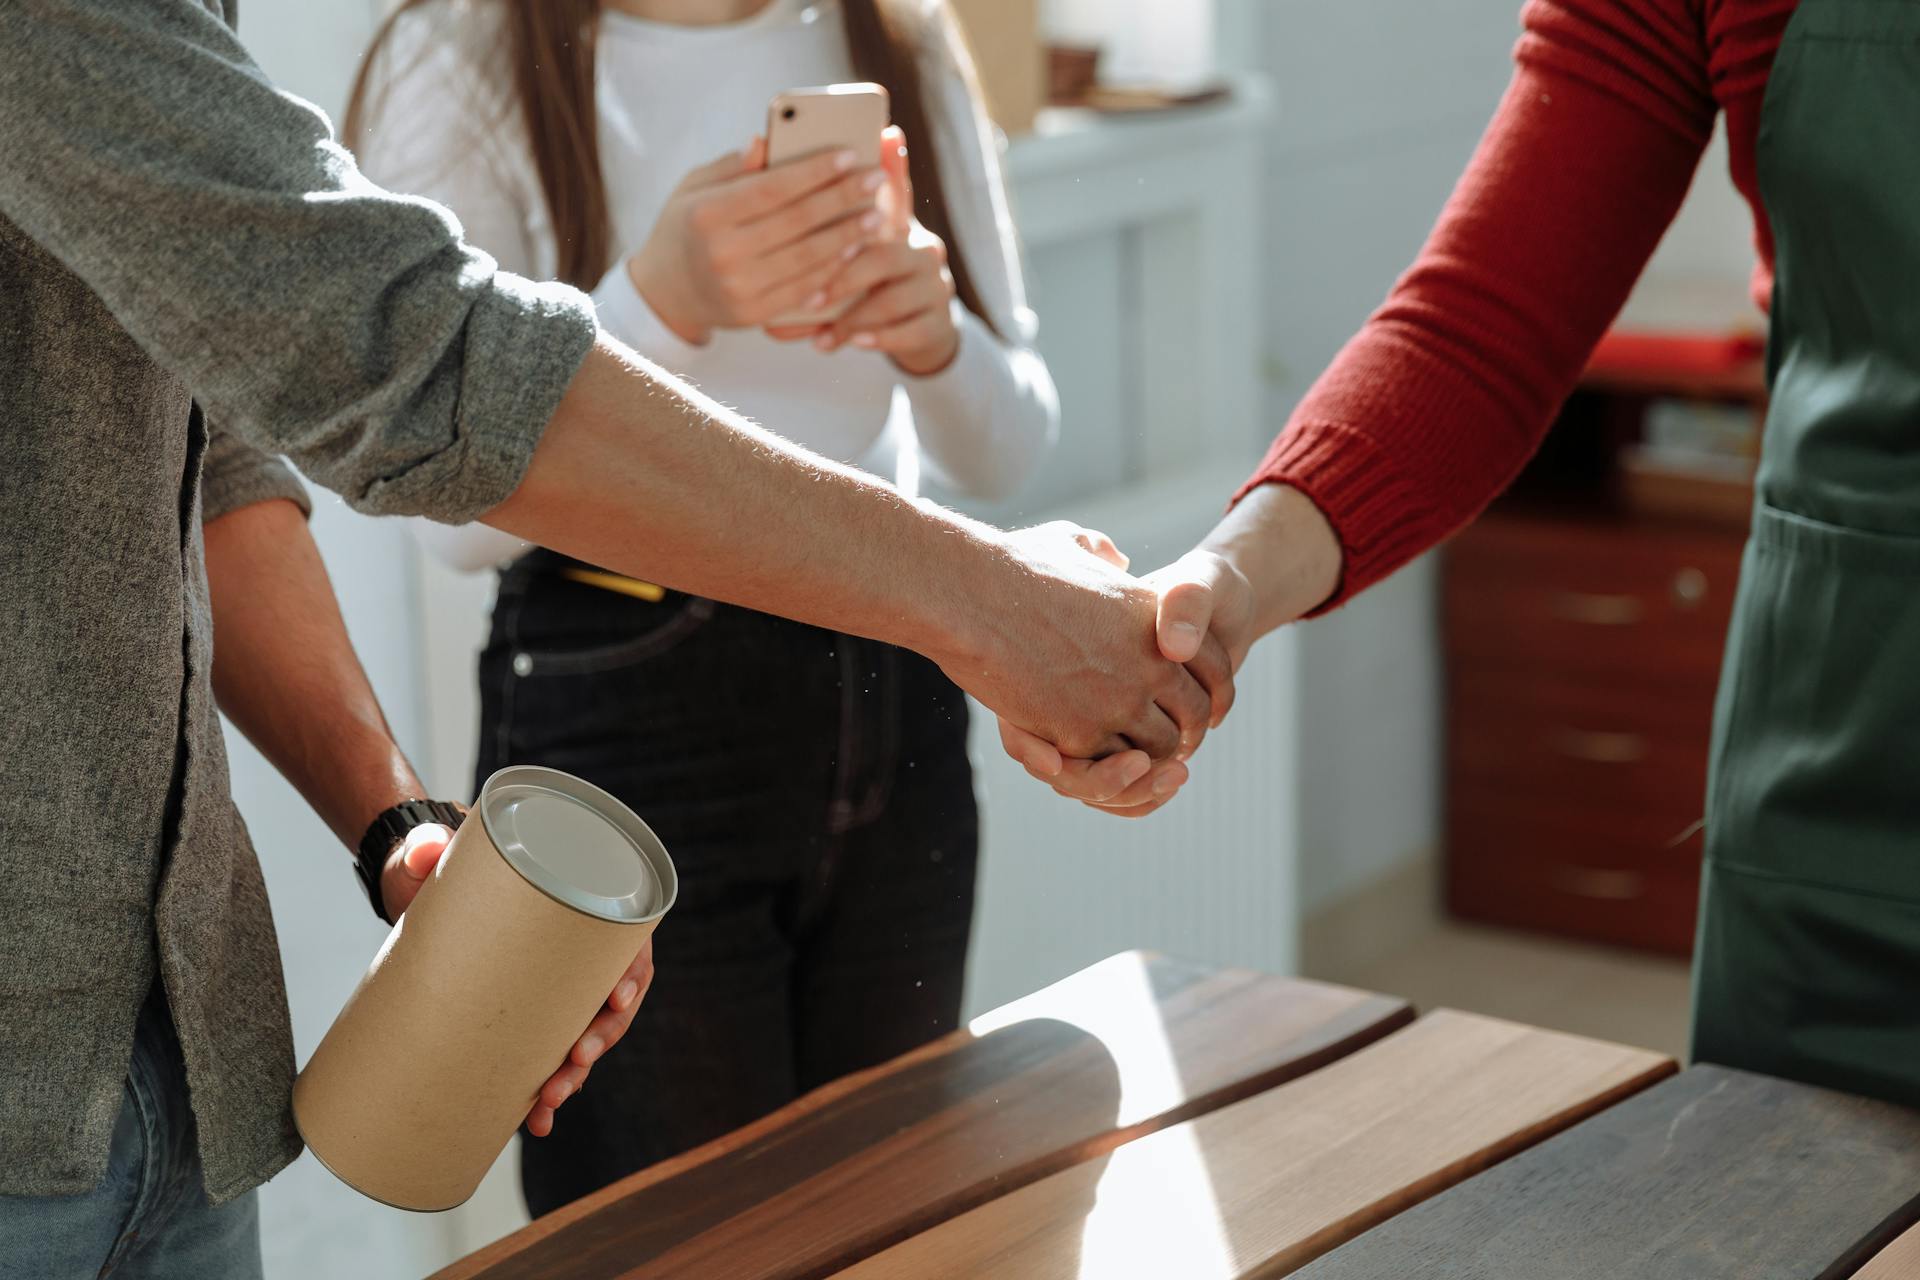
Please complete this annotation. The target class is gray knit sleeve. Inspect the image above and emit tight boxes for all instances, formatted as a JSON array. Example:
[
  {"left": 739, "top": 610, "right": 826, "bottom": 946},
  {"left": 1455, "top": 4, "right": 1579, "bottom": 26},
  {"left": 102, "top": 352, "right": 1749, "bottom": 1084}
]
[{"left": 0, "top": 0, "right": 597, "bottom": 523}]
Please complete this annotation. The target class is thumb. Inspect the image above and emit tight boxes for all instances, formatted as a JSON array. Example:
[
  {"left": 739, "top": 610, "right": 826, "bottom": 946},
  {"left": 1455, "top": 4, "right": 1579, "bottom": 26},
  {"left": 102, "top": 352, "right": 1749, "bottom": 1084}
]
[
  {"left": 1156, "top": 568, "right": 1216, "bottom": 664},
  {"left": 398, "top": 822, "right": 454, "bottom": 880},
  {"left": 881, "top": 125, "right": 909, "bottom": 185},
  {"left": 880, "top": 125, "right": 911, "bottom": 233}
]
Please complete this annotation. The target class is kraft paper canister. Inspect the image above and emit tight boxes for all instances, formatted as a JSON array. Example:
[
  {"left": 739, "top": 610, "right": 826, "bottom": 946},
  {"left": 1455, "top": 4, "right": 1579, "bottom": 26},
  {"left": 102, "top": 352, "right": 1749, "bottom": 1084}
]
[{"left": 293, "top": 766, "right": 677, "bottom": 1211}]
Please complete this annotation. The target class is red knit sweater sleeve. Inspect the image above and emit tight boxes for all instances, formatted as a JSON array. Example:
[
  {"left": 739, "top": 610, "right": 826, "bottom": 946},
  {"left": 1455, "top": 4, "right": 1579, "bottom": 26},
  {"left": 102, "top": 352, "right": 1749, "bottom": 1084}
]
[{"left": 1239, "top": 0, "right": 1721, "bottom": 607}]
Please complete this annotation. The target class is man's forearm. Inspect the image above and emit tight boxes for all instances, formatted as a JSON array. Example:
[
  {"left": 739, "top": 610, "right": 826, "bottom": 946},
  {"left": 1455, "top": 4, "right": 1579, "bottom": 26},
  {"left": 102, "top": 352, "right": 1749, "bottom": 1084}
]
[
  {"left": 204, "top": 498, "right": 427, "bottom": 848},
  {"left": 485, "top": 337, "right": 1219, "bottom": 761},
  {"left": 485, "top": 338, "right": 1008, "bottom": 668}
]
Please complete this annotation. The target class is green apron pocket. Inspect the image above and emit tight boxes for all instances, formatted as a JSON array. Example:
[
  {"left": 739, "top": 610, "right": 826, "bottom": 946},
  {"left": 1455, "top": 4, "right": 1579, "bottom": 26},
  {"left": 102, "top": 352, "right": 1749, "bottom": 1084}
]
[{"left": 1706, "top": 501, "right": 1920, "bottom": 904}]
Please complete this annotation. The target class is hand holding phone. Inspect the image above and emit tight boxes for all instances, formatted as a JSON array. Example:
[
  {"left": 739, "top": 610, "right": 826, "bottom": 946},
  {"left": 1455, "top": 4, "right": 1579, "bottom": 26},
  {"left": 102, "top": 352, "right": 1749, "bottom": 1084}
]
[
  {"left": 780, "top": 126, "right": 964, "bottom": 377},
  {"left": 621, "top": 86, "right": 892, "bottom": 345},
  {"left": 762, "top": 83, "right": 894, "bottom": 329}
]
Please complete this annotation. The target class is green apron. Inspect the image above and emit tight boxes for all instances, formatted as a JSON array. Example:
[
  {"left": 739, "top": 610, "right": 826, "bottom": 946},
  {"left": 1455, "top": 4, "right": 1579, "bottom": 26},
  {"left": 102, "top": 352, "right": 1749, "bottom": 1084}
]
[{"left": 1692, "top": 0, "right": 1920, "bottom": 1103}]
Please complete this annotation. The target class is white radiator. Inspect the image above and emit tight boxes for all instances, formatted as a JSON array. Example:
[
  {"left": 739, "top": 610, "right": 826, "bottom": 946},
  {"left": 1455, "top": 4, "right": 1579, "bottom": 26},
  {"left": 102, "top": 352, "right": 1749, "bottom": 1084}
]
[{"left": 961, "top": 459, "right": 1304, "bottom": 1016}]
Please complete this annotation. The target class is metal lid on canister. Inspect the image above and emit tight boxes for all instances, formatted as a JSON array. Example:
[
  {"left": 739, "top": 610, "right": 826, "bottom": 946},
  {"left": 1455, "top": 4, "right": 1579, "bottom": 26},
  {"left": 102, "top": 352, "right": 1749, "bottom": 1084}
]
[{"left": 477, "top": 766, "right": 677, "bottom": 923}]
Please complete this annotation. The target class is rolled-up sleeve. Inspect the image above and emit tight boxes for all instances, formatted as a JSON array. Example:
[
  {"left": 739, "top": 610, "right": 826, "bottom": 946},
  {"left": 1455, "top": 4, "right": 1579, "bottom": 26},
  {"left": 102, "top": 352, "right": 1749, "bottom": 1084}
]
[
  {"left": 199, "top": 421, "right": 311, "bottom": 525},
  {"left": 0, "top": 0, "right": 598, "bottom": 523}
]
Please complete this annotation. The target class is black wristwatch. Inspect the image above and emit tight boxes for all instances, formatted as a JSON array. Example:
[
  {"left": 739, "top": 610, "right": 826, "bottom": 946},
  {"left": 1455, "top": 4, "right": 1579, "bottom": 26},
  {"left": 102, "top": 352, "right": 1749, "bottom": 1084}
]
[{"left": 356, "top": 799, "right": 467, "bottom": 923}]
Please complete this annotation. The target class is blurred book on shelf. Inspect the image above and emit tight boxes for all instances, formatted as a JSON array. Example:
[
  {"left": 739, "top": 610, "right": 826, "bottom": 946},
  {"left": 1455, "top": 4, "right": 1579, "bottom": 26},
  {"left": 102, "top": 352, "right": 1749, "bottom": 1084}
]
[{"left": 1045, "top": 41, "right": 1230, "bottom": 115}]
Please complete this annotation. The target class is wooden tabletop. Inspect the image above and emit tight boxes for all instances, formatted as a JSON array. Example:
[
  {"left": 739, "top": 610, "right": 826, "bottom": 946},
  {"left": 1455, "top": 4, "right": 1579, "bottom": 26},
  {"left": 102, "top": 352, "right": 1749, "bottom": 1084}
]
[
  {"left": 438, "top": 951, "right": 1920, "bottom": 1280},
  {"left": 838, "top": 1010, "right": 1672, "bottom": 1279},
  {"left": 1856, "top": 1220, "right": 1920, "bottom": 1280},
  {"left": 436, "top": 951, "right": 1411, "bottom": 1280},
  {"left": 1294, "top": 1063, "right": 1920, "bottom": 1279}
]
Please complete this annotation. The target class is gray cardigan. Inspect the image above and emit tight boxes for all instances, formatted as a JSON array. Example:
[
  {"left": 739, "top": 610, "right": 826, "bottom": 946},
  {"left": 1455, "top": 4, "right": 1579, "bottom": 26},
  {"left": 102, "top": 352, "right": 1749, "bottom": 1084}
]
[{"left": 0, "top": 0, "right": 597, "bottom": 1202}]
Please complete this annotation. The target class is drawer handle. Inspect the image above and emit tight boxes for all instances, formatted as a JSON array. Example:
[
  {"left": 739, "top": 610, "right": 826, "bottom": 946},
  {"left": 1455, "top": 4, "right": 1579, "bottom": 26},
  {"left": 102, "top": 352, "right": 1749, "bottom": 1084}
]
[
  {"left": 1551, "top": 867, "right": 1647, "bottom": 901},
  {"left": 1550, "top": 728, "right": 1650, "bottom": 765},
  {"left": 1671, "top": 567, "right": 1710, "bottom": 609},
  {"left": 1549, "top": 591, "right": 1644, "bottom": 626}
]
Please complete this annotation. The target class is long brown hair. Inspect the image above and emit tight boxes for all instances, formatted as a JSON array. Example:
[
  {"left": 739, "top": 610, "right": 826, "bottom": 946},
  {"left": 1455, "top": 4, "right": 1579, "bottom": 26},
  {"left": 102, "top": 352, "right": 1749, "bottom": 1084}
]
[{"left": 346, "top": 0, "right": 1000, "bottom": 336}]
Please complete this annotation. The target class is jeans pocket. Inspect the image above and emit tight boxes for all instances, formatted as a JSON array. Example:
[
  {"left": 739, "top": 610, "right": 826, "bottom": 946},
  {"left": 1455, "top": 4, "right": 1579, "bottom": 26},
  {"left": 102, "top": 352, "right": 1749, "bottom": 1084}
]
[{"left": 512, "top": 595, "right": 719, "bottom": 677}]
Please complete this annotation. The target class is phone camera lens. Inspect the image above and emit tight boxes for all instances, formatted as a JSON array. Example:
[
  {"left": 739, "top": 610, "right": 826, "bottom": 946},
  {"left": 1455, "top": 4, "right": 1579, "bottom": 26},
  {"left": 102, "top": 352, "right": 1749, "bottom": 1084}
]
[{"left": 781, "top": 106, "right": 797, "bottom": 120}]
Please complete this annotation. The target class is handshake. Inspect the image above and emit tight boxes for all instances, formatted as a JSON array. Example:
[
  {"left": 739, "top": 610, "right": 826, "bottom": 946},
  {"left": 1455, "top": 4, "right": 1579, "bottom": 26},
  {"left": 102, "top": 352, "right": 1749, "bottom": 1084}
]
[{"left": 931, "top": 485, "right": 1341, "bottom": 820}]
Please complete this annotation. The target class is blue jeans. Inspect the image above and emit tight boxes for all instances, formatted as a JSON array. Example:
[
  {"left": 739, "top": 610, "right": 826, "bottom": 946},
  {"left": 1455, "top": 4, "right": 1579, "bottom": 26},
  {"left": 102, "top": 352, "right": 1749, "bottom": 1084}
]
[{"left": 0, "top": 986, "right": 263, "bottom": 1279}]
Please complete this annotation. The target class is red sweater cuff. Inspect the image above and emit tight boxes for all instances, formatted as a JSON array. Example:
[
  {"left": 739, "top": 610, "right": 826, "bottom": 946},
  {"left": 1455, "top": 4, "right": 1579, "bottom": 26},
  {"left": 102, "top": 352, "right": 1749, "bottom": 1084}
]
[{"left": 1232, "top": 421, "right": 1446, "bottom": 614}]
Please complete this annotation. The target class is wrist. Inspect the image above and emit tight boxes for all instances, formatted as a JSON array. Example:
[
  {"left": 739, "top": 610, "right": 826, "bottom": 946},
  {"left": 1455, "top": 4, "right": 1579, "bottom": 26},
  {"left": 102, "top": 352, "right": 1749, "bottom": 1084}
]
[
  {"left": 627, "top": 252, "right": 710, "bottom": 347},
  {"left": 1203, "top": 483, "right": 1342, "bottom": 635},
  {"left": 890, "top": 324, "right": 962, "bottom": 378},
  {"left": 890, "top": 500, "right": 1016, "bottom": 672},
  {"left": 318, "top": 730, "right": 428, "bottom": 851}
]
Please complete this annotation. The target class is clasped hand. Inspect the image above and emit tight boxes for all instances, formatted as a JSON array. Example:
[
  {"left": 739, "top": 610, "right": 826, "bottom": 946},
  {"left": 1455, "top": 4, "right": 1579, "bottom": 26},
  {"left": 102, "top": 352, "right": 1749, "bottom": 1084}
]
[{"left": 985, "top": 527, "right": 1256, "bottom": 820}]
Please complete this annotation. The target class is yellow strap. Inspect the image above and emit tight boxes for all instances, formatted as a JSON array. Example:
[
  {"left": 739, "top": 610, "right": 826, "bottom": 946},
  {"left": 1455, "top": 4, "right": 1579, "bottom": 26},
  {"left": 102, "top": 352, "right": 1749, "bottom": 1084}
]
[{"left": 559, "top": 566, "right": 666, "bottom": 602}]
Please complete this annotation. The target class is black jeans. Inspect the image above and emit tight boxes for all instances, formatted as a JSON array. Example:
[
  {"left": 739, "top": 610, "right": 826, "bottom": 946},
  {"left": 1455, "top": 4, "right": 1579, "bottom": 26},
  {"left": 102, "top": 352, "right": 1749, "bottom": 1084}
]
[{"left": 477, "top": 554, "right": 980, "bottom": 1216}]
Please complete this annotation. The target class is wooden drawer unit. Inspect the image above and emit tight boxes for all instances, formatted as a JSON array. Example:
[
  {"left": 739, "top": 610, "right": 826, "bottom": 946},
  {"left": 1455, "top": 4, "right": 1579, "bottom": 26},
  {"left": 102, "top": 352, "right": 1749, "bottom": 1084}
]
[
  {"left": 1445, "top": 513, "right": 1743, "bottom": 689},
  {"left": 1444, "top": 511, "right": 1745, "bottom": 955},
  {"left": 1448, "top": 669, "right": 1714, "bottom": 845},
  {"left": 1448, "top": 803, "right": 1704, "bottom": 955}
]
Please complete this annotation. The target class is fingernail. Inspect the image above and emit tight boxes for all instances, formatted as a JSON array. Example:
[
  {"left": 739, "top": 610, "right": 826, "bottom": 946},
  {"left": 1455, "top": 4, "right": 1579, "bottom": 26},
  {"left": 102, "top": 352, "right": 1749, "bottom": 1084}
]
[
  {"left": 861, "top": 168, "right": 886, "bottom": 191},
  {"left": 1170, "top": 622, "right": 1201, "bottom": 648},
  {"left": 860, "top": 209, "right": 884, "bottom": 232},
  {"left": 804, "top": 290, "right": 828, "bottom": 310},
  {"left": 579, "top": 1034, "right": 604, "bottom": 1063},
  {"left": 834, "top": 149, "right": 857, "bottom": 171},
  {"left": 1022, "top": 747, "right": 1056, "bottom": 776},
  {"left": 1122, "top": 755, "right": 1152, "bottom": 785},
  {"left": 1153, "top": 769, "right": 1181, "bottom": 796},
  {"left": 813, "top": 333, "right": 835, "bottom": 351},
  {"left": 615, "top": 979, "right": 639, "bottom": 1010},
  {"left": 851, "top": 333, "right": 877, "bottom": 349}
]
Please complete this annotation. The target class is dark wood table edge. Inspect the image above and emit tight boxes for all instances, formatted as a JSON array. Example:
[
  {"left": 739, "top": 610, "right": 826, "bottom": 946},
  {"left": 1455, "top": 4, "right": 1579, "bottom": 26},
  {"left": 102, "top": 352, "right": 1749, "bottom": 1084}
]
[{"left": 429, "top": 951, "right": 1415, "bottom": 1280}]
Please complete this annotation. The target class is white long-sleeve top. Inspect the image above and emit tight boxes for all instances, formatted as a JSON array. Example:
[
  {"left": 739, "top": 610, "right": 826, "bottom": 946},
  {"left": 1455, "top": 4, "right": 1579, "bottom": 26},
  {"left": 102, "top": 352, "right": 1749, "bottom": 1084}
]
[{"left": 356, "top": 0, "right": 1058, "bottom": 572}]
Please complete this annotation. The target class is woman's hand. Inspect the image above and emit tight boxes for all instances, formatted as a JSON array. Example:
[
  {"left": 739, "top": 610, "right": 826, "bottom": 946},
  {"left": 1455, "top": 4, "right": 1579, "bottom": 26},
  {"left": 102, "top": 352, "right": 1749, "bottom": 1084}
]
[
  {"left": 378, "top": 822, "right": 659, "bottom": 1138},
  {"left": 627, "top": 138, "right": 890, "bottom": 346},
  {"left": 771, "top": 128, "right": 962, "bottom": 376}
]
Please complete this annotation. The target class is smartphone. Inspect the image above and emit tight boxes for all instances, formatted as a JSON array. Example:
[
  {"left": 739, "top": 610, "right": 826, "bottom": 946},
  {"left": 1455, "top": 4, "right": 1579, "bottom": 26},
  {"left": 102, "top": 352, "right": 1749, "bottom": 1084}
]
[{"left": 765, "top": 83, "right": 891, "bottom": 329}]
